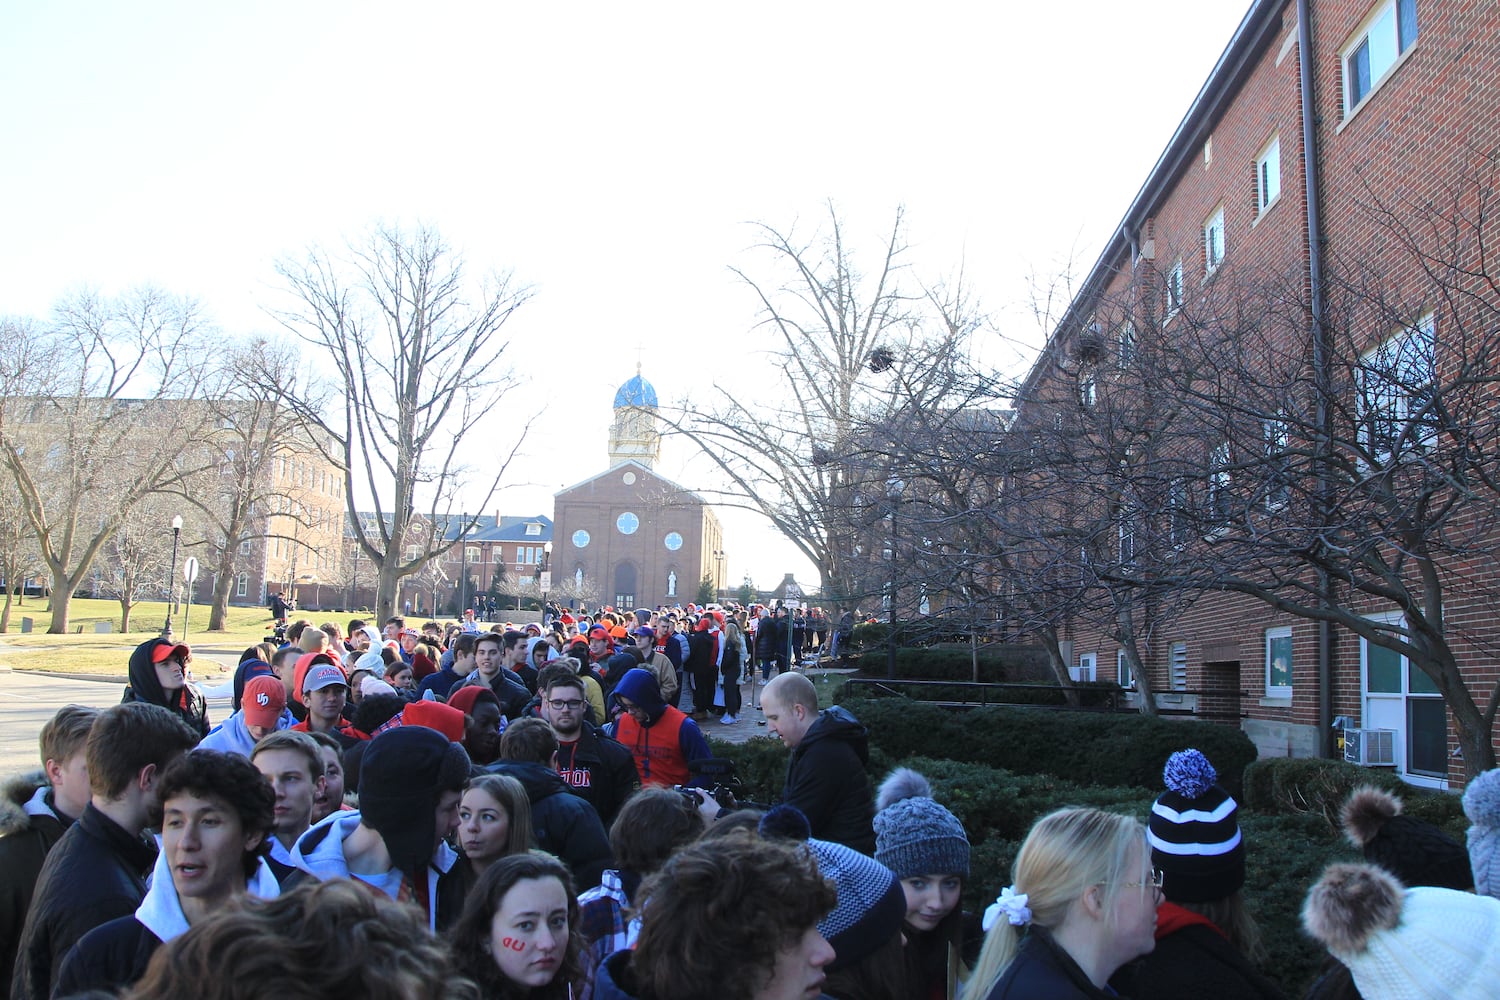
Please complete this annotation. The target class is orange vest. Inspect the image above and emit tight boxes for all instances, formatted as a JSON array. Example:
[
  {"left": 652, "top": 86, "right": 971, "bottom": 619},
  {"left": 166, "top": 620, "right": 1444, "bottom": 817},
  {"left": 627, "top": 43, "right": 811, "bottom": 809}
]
[{"left": 615, "top": 706, "right": 691, "bottom": 788}]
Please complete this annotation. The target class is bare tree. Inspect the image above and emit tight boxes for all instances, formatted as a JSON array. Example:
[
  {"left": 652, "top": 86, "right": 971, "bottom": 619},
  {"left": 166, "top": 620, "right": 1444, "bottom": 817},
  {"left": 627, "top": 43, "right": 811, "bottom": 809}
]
[
  {"left": 272, "top": 224, "right": 534, "bottom": 623},
  {"left": 95, "top": 493, "right": 181, "bottom": 632},
  {"left": 0, "top": 475, "right": 41, "bottom": 633},
  {"left": 665, "top": 204, "right": 983, "bottom": 606},
  {"left": 0, "top": 289, "right": 215, "bottom": 633}
]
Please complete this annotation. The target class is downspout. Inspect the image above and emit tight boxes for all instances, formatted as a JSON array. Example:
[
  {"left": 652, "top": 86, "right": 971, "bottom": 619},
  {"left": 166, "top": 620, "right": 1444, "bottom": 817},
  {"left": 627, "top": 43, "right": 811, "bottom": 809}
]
[{"left": 1298, "top": 0, "right": 1334, "bottom": 758}]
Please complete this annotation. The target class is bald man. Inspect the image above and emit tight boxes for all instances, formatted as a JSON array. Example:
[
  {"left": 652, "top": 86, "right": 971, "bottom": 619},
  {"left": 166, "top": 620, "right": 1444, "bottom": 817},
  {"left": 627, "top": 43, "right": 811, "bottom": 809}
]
[{"left": 759, "top": 673, "right": 875, "bottom": 853}]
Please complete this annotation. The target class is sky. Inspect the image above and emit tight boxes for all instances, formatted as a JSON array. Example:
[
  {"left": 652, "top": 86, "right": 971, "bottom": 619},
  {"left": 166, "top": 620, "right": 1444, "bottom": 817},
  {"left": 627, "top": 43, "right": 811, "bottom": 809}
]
[{"left": 0, "top": 1, "right": 1253, "bottom": 593}]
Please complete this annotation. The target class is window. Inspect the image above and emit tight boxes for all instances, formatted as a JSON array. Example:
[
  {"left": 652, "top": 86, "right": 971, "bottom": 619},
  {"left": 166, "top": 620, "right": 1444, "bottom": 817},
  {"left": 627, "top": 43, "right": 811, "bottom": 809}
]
[
  {"left": 1117, "top": 321, "right": 1137, "bottom": 368},
  {"left": 1167, "top": 477, "right": 1191, "bottom": 549},
  {"left": 1078, "top": 364, "right": 1097, "bottom": 408},
  {"left": 1266, "top": 626, "right": 1293, "bottom": 697},
  {"left": 1165, "top": 260, "right": 1184, "bottom": 317},
  {"left": 1361, "top": 616, "right": 1445, "bottom": 782},
  {"left": 1118, "top": 518, "right": 1136, "bottom": 568},
  {"left": 1117, "top": 649, "right": 1134, "bottom": 689},
  {"left": 235, "top": 573, "right": 248, "bottom": 598},
  {"left": 1257, "top": 136, "right": 1281, "bottom": 213},
  {"left": 465, "top": 546, "right": 480, "bottom": 564},
  {"left": 1170, "top": 642, "right": 1188, "bottom": 691},
  {"left": 525, "top": 522, "right": 542, "bottom": 536},
  {"left": 1207, "top": 442, "right": 1233, "bottom": 526},
  {"left": 1358, "top": 313, "right": 1437, "bottom": 460},
  {"left": 1263, "top": 412, "right": 1291, "bottom": 511},
  {"left": 1204, "top": 206, "right": 1225, "bottom": 274},
  {"left": 239, "top": 538, "right": 252, "bottom": 555},
  {"left": 1076, "top": 652, "right": 1097, "bottom": 682},
  {"left": 1344, "top": 0, "right": 1418, "bottom": 114},
  {"left": 403, "top": 546, "right": 419, "bottom": 563}
]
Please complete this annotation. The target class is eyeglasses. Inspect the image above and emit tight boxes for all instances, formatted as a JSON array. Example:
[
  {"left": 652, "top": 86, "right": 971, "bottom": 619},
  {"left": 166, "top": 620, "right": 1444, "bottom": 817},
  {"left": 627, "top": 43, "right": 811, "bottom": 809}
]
[
  {"left": 1116, "top": 868, "right": 1165, "bottom": 891},
  {"left": 547, "top": 699, "right": 584, "bottom": 711}
]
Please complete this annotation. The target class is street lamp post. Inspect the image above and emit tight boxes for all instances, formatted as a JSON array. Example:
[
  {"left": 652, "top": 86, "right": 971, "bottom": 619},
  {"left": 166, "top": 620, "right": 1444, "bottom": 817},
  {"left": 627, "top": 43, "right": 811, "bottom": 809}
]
[
  {"left": 539, "top": 542, "right": 553, "bottom": 622},
  {"left": 162, "top": 514, "right": 183, "bottom": 638},
  {"left": 885, "top": 478, "right": 904, "bottom": 681}
]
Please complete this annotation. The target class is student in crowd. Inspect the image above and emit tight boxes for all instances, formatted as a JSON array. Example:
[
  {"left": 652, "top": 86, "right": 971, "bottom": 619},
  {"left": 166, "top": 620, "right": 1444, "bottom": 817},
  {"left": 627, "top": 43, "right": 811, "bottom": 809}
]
[
  {"left": 592, "top": 829, "right": 837, "bottom": 1000},
  {"left": 293, "top": 726, "right": 470, "bottom": 931},
  {"left": 454, "top": 773, "right": 534, "bottom": 894},
  {"left": 418, "top": 631, "right": 472, "bottom": 701},
  {"left": 53, "top": 749, "right": 280, "bottom": 996},
  {"left": 199, "top": 675, "right": 291, "bottom": 756},
  {"left": 251, "top": 730, "right": 326, "bottom": 884},
  {"left": 121, "top": 637, "right": 210, "bottom": 737},
  {"left": 448, "top": 685, "right": 505, "bottom": 767},
  {"left": 487, "top": 719, "right": 612, "bottom": 889},
  {"left": 0, "top": 704, "right": 97, "bottom": 1000},
  {"left": 12, "top": 703, "right": 199, "bottom": 1000},
  {"left": 538, "top": 666, "right": 639, "bottom": 830},
  {"left": 121, "top": 880, "right": 475, "bottom": 1000},
  {"left": 576, "top": 787, "right": 704, "bottom": 999},
  {"left": 306, "top": 732, "right": 347, "bottom": 825},
  {"left": 969, "top": 807, "right": 1161, "bottom": 1000},
  {"left": 806, "top": 837, "right": 909, "bottom": 1000},
  {"left": 449, "top": 851, "right": 584, "bottom": 1000},
  {"left": 290, "top": 660, "right": 360, "bottom": 749},
  {"left": 873, "top": 768, "right": 977, "bottom": 1000},
  {"left": 605, "top": 668, "right": 710, "bottom": 790}
]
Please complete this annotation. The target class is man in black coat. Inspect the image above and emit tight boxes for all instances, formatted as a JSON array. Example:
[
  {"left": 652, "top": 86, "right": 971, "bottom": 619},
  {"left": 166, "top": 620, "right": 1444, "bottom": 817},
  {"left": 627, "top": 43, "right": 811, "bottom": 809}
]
[
  {"left": 538, "top": 668, "right": 640, "bottom": 829},
  {"left": 485, "top": 718, "right": 613, "bottom": 888},
  {"left": 760, "top": 672, "right": 876, "bottom": 854},
  {"left": 11, "top": 703, "right": 198, "bottom": 1000}
]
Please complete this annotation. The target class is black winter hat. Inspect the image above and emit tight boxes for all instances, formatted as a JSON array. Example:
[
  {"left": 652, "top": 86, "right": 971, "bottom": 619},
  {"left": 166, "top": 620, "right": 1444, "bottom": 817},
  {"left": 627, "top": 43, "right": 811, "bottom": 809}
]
[
  {"left": 1148, "top": 749, "right": 1245, "bottom": 903},
  {"left": 358, "top": 727, "right": 471, "bottom": 878},
  {"left": 1342, "top": 786, "right": 1473, "bottom": 890}
]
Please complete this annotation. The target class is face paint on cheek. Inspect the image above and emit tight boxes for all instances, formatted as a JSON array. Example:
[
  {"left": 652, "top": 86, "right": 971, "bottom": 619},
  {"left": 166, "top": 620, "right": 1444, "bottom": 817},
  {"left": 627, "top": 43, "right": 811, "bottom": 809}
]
[{"left": 501, "top": 937, "right": 524, "bottom": 952}]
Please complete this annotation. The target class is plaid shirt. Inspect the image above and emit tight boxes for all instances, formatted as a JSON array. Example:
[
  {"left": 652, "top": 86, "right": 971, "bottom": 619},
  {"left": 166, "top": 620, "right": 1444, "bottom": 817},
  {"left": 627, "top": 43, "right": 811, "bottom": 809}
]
[{"left": 577, "top": 869, "right": 641, "bottom": 1000}]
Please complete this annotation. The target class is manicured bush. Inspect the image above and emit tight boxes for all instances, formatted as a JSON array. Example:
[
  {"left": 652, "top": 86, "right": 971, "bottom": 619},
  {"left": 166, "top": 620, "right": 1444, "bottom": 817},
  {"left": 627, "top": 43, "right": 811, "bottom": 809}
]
[
  {"left": 1242, "top": 756, "right": 1467, "bottom": 840},
  {"left": 831, "top": 697, "right": 1259, "bottom": 796},
  {"left": 852, "top": 644, "right": 1056, "bottom": 683},
  {"left": 838, "top": 675, "right": 1121, "bottom": 708},
  {"left": 706, "top": 736, "right": 788, "bottom": 805}
]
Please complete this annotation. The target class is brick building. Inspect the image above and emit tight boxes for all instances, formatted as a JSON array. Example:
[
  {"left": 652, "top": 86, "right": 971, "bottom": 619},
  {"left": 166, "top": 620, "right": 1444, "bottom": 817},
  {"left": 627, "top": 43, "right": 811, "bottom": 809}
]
[
  {"left": 1013, "top": 0, "right": 1500, "bottom": 787},
  {"left": 552, "top": 369, "right": 726, "bottom": 609}
]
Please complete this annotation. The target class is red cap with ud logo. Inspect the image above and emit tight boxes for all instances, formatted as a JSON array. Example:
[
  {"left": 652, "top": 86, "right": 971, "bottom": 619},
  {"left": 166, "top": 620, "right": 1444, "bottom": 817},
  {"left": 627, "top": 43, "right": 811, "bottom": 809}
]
[{"left": 243, "top": 676, "right": 287, "bottom": 729}]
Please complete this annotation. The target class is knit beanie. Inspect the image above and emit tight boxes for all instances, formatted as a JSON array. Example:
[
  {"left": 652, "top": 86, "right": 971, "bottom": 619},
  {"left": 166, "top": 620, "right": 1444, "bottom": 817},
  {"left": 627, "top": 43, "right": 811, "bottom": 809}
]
[
  {"left": 1342, "top": 786, "right": 1473, "bottom": 890},
  {"left": 873, "top": 768, "right": 970, "bottom": 880},
  {"left": 1463, "top": 769, "right": 1500, "bottom": 899},
  {"left": 807, "top": 839, "right": 907, "bottom": 972},
  {"left": 1303, "top": 862, "right": 1500, "bottom": 1000},
  {"left": 357, "top": 727, "right": 471, "bottom": 878},
  {"left": 1148, "top": 749, "right": 1245, "bottom": 902}
]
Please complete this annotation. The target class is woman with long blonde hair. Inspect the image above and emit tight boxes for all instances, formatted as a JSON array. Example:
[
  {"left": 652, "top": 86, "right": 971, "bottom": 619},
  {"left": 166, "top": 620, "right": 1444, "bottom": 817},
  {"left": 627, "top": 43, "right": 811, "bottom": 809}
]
[{"left": 969, "top": 808, "right": 1160, "bottom": 999}]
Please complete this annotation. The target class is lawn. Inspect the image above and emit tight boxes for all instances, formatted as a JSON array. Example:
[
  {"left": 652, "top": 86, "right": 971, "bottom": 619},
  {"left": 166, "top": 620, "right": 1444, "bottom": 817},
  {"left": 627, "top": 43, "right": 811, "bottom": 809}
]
[{"left": 0, "top": 598, "right": 287, "bottom": 676}]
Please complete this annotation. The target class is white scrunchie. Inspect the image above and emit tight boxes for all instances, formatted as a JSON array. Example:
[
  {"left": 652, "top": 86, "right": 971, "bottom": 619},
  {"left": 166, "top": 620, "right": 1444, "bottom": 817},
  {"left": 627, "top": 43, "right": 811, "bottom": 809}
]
[{"left": 982, "top": 886, "right": 1032, "bottom": 931}]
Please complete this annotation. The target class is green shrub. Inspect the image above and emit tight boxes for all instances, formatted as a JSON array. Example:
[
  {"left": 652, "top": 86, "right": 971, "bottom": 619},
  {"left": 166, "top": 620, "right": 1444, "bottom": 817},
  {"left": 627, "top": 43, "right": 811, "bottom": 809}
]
[
  {"left": 833, "top": 697, "right": 1258, "bottom": 796},
  {"left": 1241, "top": 756, "right": 1467, "bottom": 840},
  {"left": 706, "top": 736, "right": 789, "bottom": 804}
]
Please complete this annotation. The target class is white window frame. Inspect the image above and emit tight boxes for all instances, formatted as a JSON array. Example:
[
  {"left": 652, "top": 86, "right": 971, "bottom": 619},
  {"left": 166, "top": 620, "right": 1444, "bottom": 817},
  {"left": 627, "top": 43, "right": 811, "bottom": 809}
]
[
  {"left": 1167, "top": 476, "right": 1190, "bottom": 550},
  {"left": 1360, "top": 611, "right": 1446, "bottom": 787},
  {"left": 1078, "top": 364, "right": 1097, "bottom": 408},
  {"left": 1204, "top": 206, "right": 1226, "bottom": 275},
  {"left": 1358, "top": 312, "right": 1437, "bottom": 462},
  {"left": 1207, "top": 441, "right": 1233, "bottom": 528},
  {"left": 1263, "top": 412, "right": 1292, "bottom": 512},
  {"left": 1256, "top": 135, "right": 1281, "bottom": 215},
  {"left": 1076, "top": 652, "right": 1097, "bottom": 683},
  {"left": 1118, "top": 518, "right": 1136, "bottom": 568},
  {"left": 465, "top": 546, "right": 481, "bottom": 564},
  {"left": 1117, "top": 649, "right": 1134, "bottom": 689},
  {"left": 1265, "top": 625, "right": 1293, "bottom": 697},
  {"left": 1165, "top": 260, "right": 1184, "bottom": 318},
  {"left": 1117, "top": 321, "right": 1137, "bottom": 368},
  {"left": 1342, "top": 0, "right": 1418, "bottom": 118},
  {"left": 1170, "top": 642, "right": 1188, "bottom": 691},
  {"left": 235, "top": 572, "right": 248, "bottom": 598},
  {"left": 525, "top": 522, "right": 542, "bottom": 536}
]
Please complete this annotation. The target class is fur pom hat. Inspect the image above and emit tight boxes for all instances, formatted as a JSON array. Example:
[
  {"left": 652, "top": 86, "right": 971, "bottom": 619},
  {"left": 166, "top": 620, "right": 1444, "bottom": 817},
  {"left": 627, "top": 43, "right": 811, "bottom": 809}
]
[
  {"left": 1342, "top": 786, "right": 1473, "bottom": 890},
  {"left": 1462, "top": 768, "right": 1500, "bottom": 899},
  {"left": 873, "top": 768, "right": 970, "bottom": 880},
  {"left": 1148, "top": 749, "right": 1244, "bottom": 902},
  {"left": 1303, "top": 862, "right": 1500, "bottom": 1000}
]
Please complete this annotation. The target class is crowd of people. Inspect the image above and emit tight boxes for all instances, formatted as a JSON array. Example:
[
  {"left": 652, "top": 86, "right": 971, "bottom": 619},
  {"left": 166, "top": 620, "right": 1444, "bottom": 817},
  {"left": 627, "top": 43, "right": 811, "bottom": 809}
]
[{"left": 2, "top": 602, "right": 1499, "bottom": 999}]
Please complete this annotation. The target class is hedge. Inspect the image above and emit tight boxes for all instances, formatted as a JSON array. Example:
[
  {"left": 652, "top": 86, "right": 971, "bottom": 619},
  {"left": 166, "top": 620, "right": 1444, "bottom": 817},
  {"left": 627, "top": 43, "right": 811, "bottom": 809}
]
[
  {"left": 1242, "top": 756, "right": 1468, "bottom": 840},
  {"left": 827, "top": 696, "right": 1259, "bottom": 797}
]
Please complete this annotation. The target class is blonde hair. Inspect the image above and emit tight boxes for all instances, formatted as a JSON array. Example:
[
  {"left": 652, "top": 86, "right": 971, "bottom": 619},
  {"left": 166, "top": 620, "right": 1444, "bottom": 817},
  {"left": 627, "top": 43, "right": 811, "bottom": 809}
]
[{"left": 968, "top": 808, "right": 1149, "bottom": 995}]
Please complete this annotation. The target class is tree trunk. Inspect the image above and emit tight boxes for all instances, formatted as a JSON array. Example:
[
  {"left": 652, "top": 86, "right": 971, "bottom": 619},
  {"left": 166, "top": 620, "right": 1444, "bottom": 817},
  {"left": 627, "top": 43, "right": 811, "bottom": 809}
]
[
  {"left": 375, "top": 557, "right": 400, "bottom": 624},
  {"left": 1419, "top": 644, "right": 1497, "bottom": 781},
  {"left": 1116, "top": 605, "right": 1159, "bottom": 718},
  {"left": 207, "top": 546, "right": 236, "bottom": 631},
  {"left": 1037, "top": 627, "right": 1082, "bottom": 708},
  {"left": 0, "top": 584, "right": 12, "bottom": 633},
  {"left": 46, "top": 582, "right": 73, "bottom": 634},
  {"left": 119, "top": 597, "right": 133, "bottom": 633}
]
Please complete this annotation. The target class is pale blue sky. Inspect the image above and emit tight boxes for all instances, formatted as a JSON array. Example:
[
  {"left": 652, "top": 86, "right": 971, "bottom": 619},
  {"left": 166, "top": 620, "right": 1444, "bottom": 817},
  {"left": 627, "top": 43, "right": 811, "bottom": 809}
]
[{"left": 0, "top": 1, "right": 1251, "bottom": 591}]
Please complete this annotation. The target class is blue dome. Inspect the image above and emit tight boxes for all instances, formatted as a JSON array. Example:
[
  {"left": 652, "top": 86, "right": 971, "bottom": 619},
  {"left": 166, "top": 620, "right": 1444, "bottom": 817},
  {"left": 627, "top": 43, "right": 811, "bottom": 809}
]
[{"left": 613, "top": 372, "right": 658, "bottom": 409}]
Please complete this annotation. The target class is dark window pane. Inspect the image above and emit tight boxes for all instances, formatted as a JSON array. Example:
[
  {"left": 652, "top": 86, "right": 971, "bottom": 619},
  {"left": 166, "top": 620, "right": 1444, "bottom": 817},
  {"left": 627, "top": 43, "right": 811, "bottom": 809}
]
[{"left": 1408, "top": 698, "right": 1446, "bottom": 776}]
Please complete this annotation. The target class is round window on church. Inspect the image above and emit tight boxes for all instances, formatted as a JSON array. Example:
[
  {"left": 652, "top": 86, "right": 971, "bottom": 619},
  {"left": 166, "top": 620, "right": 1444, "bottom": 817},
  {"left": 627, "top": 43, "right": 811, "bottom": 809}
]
[
  {"left": 664, "top": 531, "right": 683, "bottom": 551},
  {"left": 572, "top": 529, "right": 590, "bottom": 548},
  {"left": 622, "top": 471, "right": 636, "bottom": 485},
  {"left": 616, "top": 512, "right": 639, "bottom": 535}
]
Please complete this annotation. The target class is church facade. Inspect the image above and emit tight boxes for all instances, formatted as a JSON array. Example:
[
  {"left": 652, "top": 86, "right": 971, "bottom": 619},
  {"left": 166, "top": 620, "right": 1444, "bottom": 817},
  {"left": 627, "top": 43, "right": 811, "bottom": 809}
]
[{"left": 551, "top": 370, "right": 726, "bottom": 609}]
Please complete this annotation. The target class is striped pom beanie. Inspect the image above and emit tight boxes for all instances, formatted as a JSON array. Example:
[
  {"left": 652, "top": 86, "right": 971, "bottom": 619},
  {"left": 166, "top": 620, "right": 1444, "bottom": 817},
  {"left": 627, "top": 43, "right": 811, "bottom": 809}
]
[{"left": 1148, "top": 749, "right": 1245, "bottom": 903}]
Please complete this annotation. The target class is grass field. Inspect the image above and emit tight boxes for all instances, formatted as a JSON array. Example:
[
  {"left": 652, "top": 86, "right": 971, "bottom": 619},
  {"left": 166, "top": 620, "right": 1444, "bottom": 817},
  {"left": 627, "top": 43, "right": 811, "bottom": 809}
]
[{"left": 0, "top": 598, "right": 285, "bottom": 675}]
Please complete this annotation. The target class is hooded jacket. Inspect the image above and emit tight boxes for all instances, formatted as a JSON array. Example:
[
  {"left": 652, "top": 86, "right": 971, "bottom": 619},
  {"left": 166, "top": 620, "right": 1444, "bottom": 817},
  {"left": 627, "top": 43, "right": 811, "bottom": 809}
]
[
  {"left": 0, "top": 772, "right": 73, "bottom": 1000},
  {"left": 606, "top": 669, "right": 710, "bottom": 789},
  {"left": 121, "top": 639, "right": 210, "bottom": 737},
  {"left": 10, "top": 803, "right": 156, "bottom": 1000},
  {"left": 291, "top": 810, "right": 464, "bottom": 931},
  {"left": 52, "top": 844, "right": 279, "bottom": 997},
  {"left": 484, "top": 760, "right": 613, "bottom": 888},
  {"left": 783, "top": 706, "right": 876, "bottom": 854},
  {"left": 198, "top": 706, "right": 296, "bottom": 757}
]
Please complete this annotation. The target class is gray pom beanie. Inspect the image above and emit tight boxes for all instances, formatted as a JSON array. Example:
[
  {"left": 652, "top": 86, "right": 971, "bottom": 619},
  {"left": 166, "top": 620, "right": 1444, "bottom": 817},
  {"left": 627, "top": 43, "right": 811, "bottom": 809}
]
[{"left": 873, "top": 768, "right": 970, "bottom": 879}]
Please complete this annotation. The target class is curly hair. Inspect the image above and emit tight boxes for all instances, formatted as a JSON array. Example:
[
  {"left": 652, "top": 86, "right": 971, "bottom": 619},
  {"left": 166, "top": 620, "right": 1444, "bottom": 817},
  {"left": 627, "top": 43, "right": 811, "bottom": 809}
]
[
  {"left": 631, "top": 829, "right": 837, "bottom": 1000},
  {"left": 448, "top": 851, "right": 583, "bottom": 1000},
  {"left": 124, "top": 881, "right": 476, "bottom": 1000},
  {"left": 151, "top": 749, "right": 275, "bottom": 879}
]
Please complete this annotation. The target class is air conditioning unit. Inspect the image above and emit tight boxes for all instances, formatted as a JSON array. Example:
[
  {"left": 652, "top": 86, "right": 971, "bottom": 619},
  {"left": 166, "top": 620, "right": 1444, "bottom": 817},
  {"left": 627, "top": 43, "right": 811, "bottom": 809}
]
[{"left": 1344, "top": 728, "right": 1397, "bottom": 767}]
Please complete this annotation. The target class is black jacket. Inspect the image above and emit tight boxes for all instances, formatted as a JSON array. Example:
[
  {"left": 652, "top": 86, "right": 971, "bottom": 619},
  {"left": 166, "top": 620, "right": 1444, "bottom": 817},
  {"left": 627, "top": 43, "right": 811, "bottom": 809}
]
[
  {"left": 1113, "top": 921, "right": 1285, "bottom": 1000},
  {"left": 485, "top": 760, "right": 613, "bottom": 888},
  {"left": 121, "top": 641, "right": 210, "bottom": 738},
  {"left": 0, "top": 774, "right": 73, "bottom": 1000},
  {"left": 985, "top": 926, "right": 1119, "bottom": 1000},
  {"left": 51, "top": 916, "right": 160, "bottom": 999},
  {"left": 782, "top": 706, "right": 875, "bottom": 854},
  {"left": 10, "top": 804, "right": 155, "bottom": 1000},
  {"left": 554, "top": 722, "right": 640, "bottom": 830}
]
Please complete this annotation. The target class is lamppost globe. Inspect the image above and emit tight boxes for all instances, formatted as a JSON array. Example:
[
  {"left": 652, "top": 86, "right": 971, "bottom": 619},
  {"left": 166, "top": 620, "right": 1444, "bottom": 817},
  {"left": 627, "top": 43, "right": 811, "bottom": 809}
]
[{"left": 163, "top": 514, "right": 184, "bottom": 637}]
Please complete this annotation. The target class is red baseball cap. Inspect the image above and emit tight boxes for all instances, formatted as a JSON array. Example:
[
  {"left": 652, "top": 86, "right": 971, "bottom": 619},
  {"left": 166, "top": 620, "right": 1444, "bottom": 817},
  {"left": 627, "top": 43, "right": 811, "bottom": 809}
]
[
  {"left": 243, "top": 676, "right": 287, "bottom": 729},
  {"left": 151, "top": 642, "right": 191, "bottom": 664}
]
